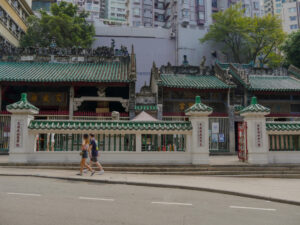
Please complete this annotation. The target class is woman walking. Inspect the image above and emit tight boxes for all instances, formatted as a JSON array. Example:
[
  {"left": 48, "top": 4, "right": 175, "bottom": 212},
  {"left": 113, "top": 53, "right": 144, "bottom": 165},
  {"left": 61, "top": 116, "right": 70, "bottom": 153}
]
[{"left": 77, "top": 134, "right": 95, "bottom": 176}]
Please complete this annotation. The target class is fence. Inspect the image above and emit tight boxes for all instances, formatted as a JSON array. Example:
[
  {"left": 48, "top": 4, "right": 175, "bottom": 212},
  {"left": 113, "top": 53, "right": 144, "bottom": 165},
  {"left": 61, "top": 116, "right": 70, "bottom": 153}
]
[
  {"left": 209, "top": 117, "right": 229, "bottom": 153},
  {"left": 269, "top": 135, "right": 300, "bottom": 151},
  {"left": 0, "top": 114, "right": 10, "bottom": 153},
  {"left": 35, "top": 133, "right": 187, "bottom": 153},
  {"left": 36, "top": 133, "right": 137, "bottom": 152}
]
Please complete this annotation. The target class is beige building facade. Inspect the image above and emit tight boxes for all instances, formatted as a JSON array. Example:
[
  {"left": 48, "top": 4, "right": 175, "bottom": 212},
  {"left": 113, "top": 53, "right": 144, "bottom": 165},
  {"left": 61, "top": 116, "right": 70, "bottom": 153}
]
[{"left": 0, "top": 0, "right": 33, "bottom": 47}]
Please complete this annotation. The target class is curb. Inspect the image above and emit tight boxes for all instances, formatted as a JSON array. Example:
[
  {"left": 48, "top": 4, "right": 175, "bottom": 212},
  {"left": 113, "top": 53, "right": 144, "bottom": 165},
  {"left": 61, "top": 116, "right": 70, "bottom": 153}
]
[{"left": 1, "top": 173, "right": 300, "bottom": 207}]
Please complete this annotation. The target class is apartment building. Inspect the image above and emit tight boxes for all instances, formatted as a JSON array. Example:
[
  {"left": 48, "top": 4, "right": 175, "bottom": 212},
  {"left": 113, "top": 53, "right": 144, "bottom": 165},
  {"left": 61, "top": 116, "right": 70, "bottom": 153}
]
[
  {"left": 33, "top": 0, "right": 102, "bottom": 21},
  {"left": 129, "top": 0, "right": 165, "bottom": 28},
  {"left": 0, "top": 0, "right": 33, "bottom": 47},
  {"left": 264, "top": 0, "right": 273, "bottom": 14},
  {"left": 281, "top": 1, "right": 299, "bottom": 33},
  {"left": 263, "top": 0, "right": 297, "bottom": 15}
]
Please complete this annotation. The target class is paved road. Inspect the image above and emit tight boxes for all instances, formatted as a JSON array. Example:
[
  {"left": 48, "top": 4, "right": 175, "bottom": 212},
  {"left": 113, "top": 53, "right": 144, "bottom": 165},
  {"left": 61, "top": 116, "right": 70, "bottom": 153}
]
[{"left": 0, "top": 177, "right": 299, "bottom": 225}]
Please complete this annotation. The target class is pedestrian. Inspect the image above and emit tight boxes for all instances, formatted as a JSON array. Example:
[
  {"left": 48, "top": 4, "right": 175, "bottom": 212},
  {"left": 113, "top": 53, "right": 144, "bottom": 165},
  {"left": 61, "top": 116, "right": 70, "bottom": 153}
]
[
  {"left": 77, "top": 134, "right": 95, "bottom": 176},
  {"left": 89, "top": 134, "right": 105, "bottom": 175}
]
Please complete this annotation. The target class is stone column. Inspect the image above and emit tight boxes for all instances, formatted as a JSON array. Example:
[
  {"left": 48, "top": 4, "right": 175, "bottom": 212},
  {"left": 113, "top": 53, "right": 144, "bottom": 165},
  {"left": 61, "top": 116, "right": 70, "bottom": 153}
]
[
  {"left": 240, "top": 97, "right": 270, "bottom": 164},
  {"left": 136, "top": 133, "right": 142, "bottom": 153},
  {"left": 69, "top": 86, "right": 74, "bottom": 120},
  {"left": 228, "top": 106, "right": 236, "bottom": 153},
  {"left": 7, "top": 93, "right": 39, "bottom": 163},
  {"left": 185, "top": 96, "right": 213, "bottom": 165}
]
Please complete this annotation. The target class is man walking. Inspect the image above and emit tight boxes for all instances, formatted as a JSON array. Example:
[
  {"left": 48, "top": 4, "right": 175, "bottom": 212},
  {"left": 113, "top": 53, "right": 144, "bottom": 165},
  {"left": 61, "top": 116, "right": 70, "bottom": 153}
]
[{"left": 89, "top": 134, "right": 105, "bottom": 175}]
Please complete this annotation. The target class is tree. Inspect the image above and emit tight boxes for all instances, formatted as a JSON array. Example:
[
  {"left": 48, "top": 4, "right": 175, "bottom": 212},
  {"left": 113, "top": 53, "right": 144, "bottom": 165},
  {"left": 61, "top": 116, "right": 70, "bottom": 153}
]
[
  {"left": 281, "top": 30, "right": 300, "bottom": 68},
  {"left": 20, "top": 2, "right": 95, "bottom": 48},
  {"left": 247, "top": 15, "right": 285, "bottom": 65},
  {"left": 200, "top": 4, "right": 251, "bottom": 63},
  {"left": 201, "top": 4, "right": 285, "bottom": 65}
]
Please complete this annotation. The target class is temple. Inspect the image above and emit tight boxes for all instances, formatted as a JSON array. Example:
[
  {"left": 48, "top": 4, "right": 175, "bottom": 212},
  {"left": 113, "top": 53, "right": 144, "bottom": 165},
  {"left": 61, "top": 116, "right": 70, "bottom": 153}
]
[{"left": 1, "top": 47, "right": 300, "bottom": 154}]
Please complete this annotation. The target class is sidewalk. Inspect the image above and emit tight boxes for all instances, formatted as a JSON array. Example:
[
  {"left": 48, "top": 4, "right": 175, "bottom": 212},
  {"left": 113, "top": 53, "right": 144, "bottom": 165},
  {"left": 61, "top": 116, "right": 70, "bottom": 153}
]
[{"left": 1, "top": 167, "right": 300, "bottom": 206}]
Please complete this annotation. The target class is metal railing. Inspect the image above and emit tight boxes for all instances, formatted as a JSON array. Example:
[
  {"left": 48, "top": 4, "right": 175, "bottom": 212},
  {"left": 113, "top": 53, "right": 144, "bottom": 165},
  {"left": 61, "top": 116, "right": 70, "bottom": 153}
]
[
  {"left": 141, "top": 134, "right": 186, "bottom": 152},
  {"left": 269, "top": 135, "right": 300, "bottom": 151},
  {"left": 0, "top": 114, "right": 10, "bottom": 153},
  {"left": 36, "top": 133, "right": 136, "bottom": 152}
]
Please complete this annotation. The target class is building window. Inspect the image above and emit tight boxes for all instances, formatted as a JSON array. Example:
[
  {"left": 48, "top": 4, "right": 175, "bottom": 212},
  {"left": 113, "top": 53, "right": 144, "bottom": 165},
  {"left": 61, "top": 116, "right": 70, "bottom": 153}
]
[
  {"left": 133, "top": 8, "right": 140, "bottom": 16},
  {"left": 276, "top": 9, "right": 281, "bottom": 13},
  {"left": 276, "top": 3, "right": 281, "bottom": 8},
  {"left": 289, "top": 7, "right": 297, "bottom": 13},
  {"left": 182, "top": 9, "right": 189, "bottom": 18},
  {"left": 133, "top": 21, "right": 141, "bottom": 26},
  {"left": 198, "top": 0, "right": 204, "bottom": 5},
  {"left": 290, "top": 24, "right": 298, "bottom": 29},
  {"left": 290, "top": 16, "right": 297, "bottom": 21},
  {"left": 199, "top": 11, "right": 205, "bottom": 20}
]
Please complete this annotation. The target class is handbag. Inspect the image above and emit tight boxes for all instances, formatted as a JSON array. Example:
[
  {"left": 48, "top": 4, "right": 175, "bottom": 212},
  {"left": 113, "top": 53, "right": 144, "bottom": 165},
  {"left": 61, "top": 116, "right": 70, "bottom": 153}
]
[{"left": 80, "top": 151, "right": 84, "bottom": 156}]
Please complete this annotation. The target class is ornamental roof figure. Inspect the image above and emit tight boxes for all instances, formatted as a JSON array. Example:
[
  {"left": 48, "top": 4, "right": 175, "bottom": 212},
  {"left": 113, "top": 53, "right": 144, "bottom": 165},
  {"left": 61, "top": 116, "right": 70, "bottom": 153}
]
[
  {"left": 240, "top": 96, "right": 270, "bottom": 116},
  {"left": 185, "top": 96, "right": 213, "bottom": 116},
  {"left": 6, "top": 93, "right": 39, "bottom": 114}
]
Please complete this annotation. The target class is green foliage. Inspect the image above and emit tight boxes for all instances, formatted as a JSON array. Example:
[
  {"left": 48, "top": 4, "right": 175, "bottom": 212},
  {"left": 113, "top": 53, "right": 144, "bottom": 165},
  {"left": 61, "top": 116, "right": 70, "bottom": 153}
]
[
  {"left": 20, "top": 2, "right": 95, "bottom": 48},
  {"left": 201, "top": 4, "right": 285, "bottom": 65},
  {"left": 281, "top": 30, "right": 300, "bottom": 68}
]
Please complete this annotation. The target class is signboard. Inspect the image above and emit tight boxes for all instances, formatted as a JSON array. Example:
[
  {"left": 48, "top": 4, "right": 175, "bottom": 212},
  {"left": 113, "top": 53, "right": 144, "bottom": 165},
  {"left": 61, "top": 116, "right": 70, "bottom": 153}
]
[
  {"left": 219, "top": 133, "right": 225, "bottom": 143},
  {"left": 28, "top": 92, "right": 67, "bottom": 107},
  {"left": 212, "top": 122, "right": 219, "bottom": 134},
  {"left": 198, "top": 122, "right": 205, "bottom": 147},
  {"left": 14, "top": 120, "right": 23, "bottom": 148},
  {"left": 255, "top": 122, "right": 263, "bottom": 148},
  {"left": 211, "top": 134, "right": 218, "bottom": 143}
]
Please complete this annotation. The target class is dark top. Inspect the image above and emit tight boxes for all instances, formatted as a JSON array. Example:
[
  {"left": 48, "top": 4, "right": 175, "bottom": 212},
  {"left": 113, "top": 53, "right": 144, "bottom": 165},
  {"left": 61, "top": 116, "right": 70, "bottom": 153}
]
[{"left": 90, "top": 139, "right": 98, "bottom": 157}]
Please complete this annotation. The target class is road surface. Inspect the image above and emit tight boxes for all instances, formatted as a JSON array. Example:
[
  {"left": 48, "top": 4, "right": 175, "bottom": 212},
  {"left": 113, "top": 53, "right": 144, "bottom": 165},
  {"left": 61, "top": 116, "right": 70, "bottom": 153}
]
[{"left": 0, "top": 176, "right": 299, "bottom": 225}]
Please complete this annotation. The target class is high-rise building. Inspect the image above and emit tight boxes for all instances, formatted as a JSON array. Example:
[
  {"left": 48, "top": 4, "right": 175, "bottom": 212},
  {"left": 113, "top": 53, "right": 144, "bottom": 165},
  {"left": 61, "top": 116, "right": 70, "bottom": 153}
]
[
  {"left": 241, "top": 0, "right": 262, "bottom": 17},
  {"left": 264, "top": 0, "right": 273, "bottom": 14},
  {"left": 263, "top": 0, "right": 298, "bottom": 15},
  {"left": 105, "top": 0, "right": 128, "bottom": 23},
  {"left": 129, "top": 0, "right": 166, "bottom": 28},
  {"left": 0, "top": 0, "right": 33, "bottom": 47},
  {"left": 281, "top": 1, "right": 299, "bottom": 33}
]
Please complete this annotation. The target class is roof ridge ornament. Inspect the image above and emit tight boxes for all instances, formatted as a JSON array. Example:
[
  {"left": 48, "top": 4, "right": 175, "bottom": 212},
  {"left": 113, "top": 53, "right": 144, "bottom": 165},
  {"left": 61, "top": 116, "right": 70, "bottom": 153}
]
[
  {"left": 185, "top": 96, "right": 213, "bottom": 115},
  {"left": 240, "top": 96, "right": 270, "bottom": 116},
  {"left": 6, "top": 93, "right": 39, "bottom": 114}
]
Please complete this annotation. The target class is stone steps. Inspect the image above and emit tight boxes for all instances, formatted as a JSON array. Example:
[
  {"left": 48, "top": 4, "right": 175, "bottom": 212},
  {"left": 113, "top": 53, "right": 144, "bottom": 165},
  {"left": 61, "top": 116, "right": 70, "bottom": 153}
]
[{"left": 2, "top": 165, "right": 300, "bottom": 175}]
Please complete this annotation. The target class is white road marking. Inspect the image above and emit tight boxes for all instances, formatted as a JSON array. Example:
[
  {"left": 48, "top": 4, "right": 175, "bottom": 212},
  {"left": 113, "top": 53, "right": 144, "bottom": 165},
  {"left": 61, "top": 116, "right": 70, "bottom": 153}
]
[
  {"left": 79, "top": 197, "right": 115, "bottom": 201},
  {"left": 151, "top": 201, "right": 193, "bottom": 206},
  {"left": 7, "top": 192, "right": 41, "bottom": 197},
  {"left": 230, "top": 205, "right": 276, "bottom": 211}
]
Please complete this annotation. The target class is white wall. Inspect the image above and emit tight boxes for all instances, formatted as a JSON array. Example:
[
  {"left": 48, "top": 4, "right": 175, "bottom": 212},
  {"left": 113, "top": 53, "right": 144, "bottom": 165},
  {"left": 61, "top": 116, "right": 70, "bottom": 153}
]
[{"left": 93, "top": 25, "right": 176, "bottom": 91}]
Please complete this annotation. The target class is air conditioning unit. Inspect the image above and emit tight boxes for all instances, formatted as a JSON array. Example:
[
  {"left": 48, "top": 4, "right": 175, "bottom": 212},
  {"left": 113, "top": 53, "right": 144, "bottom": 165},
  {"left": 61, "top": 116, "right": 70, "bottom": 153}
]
[{"left": 170, "top": 32, "right": 176, "bottom": 38}]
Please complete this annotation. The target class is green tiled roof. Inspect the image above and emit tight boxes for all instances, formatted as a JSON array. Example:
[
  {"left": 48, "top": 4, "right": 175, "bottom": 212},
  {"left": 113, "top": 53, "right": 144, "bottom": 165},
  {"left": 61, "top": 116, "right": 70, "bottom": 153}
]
[
  {"left": 240, "top": 97, "right": 270, "bottom": 114},
  {"left": 0, "top": 61, "right": 130, "bottom": 83},
  {"left": 266, "top": 123, "right": 300, "bottom": 132},
  {"left": 185, "top": 96, "right": 213, "bottom": 114},
  {"left": 234, "top": 105, "right": 245, "bottom": 112},
  {"left": 158, "top": 74, "right": 230, "bottom": 89},
  {"left": 288, "top": 65, "right": 300, "bottom": 79},
  {"left": 135, "top": 105, "right": 158, "bottom": 111},
  {"left": 28, "top": 120, "right": 192, "bottom": 131},
  {"left": 6, "top": 93, "right": 39, "bottom": 112},
  {"left": 249, "top": 76, "right": 300, "bottom": 92}
]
